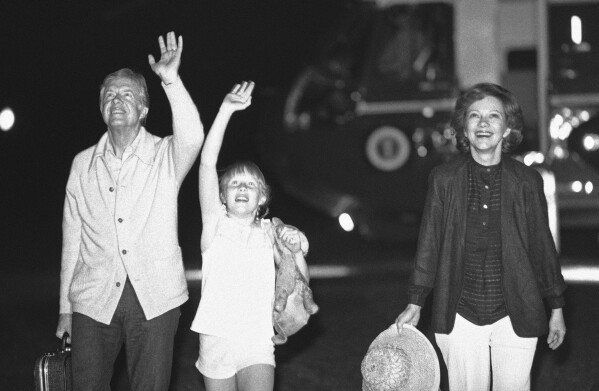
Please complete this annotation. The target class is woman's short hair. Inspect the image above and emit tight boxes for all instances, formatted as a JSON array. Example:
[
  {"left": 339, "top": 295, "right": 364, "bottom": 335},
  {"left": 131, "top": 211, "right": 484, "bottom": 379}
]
[
  {"left": 219, "top": 161, "right": 272, "bottom": 219},
  {"left": 99, "top": 68, "right": 150, "bottom": 125},
  {"left": 451, "top": 83, "right": 524, "bottom": 153}
]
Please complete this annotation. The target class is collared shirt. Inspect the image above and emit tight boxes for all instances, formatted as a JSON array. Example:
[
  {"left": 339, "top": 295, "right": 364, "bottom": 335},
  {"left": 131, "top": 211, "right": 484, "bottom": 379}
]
[
  {"left": 458, "top": 158, "right": 507, "bottom": 325},
  {"left": 104, "top": 128, "right": 142, "bottom": 178},
  {"left": 60, "top": 77, "right": 203, "bottom": 324}
]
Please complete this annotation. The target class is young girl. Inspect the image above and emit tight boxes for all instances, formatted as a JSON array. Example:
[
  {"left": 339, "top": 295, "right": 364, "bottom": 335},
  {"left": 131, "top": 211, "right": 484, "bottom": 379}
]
[{"left": 190, "top": 81, "right": 310, "bottom": 391}]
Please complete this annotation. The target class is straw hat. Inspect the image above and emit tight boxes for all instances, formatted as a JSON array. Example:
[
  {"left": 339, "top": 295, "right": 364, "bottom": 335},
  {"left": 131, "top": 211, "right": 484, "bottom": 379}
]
[{"left": 361, "top": 324, "right": 440, "bottom": 391}]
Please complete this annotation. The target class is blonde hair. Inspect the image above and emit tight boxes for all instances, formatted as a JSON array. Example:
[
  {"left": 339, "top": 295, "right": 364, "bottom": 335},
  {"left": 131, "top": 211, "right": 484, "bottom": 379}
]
[{"left": 219, "top": 161, "right": 271, "bottom": 219}]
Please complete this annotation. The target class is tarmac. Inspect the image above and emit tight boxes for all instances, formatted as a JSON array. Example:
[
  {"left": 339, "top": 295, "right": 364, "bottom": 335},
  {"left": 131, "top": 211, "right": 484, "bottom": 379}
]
[{"left": 3, "top": 196, "right": 599, "bottom": 390}]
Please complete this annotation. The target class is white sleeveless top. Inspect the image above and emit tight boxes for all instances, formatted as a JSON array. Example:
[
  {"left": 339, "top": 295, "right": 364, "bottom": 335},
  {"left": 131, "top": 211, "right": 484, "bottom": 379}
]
[{"left": 191, "top": 210, "right": 275, "bottom": 343}]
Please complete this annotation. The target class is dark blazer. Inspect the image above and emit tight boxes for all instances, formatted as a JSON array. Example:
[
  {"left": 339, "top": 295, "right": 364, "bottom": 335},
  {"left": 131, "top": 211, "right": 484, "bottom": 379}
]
[{"left": 408, "top": 153, "right": 566, "bottom": 337}]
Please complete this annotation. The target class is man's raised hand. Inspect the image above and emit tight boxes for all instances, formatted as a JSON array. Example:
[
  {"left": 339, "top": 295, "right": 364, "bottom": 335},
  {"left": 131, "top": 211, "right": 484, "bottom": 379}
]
[{"left": 148, "top": 31, "right": 182, "bottom": 85}]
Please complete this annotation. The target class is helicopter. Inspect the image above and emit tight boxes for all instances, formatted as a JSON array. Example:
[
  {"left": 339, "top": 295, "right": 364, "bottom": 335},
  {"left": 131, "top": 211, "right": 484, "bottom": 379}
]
[{"left": 258, "top": 0, "right": 599, "bottom": 244}]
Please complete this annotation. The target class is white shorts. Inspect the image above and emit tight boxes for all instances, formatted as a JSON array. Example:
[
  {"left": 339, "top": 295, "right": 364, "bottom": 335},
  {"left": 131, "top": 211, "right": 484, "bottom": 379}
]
[{"left": 196, "top": 334, "right": 275, "bottom": 379}]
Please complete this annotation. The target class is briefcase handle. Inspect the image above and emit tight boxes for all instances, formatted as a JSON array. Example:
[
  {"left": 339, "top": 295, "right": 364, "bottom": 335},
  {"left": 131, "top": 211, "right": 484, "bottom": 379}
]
[{"left": 60, "top": 332, "right": 71, "bottom": 353}]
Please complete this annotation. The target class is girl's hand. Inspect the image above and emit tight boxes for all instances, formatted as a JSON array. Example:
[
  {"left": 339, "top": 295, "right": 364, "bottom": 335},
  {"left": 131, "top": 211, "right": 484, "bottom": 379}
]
[
  {"left": 221, "top": 81, "right": 255, "bottom": 113},
  {"left": 277, "top": 225, "right": 303, "bottom": 253}
]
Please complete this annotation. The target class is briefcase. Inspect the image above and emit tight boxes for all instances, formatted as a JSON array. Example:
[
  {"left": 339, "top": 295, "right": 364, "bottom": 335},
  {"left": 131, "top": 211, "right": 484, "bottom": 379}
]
[{"left": 34, "top": 333, "right": 72, "bottom": 391}]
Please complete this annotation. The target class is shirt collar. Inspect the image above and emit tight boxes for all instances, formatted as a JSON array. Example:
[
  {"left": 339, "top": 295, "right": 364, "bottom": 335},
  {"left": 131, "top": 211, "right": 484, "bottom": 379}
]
[
  {"left": 468, "top": 154, "right": 502, "bottom": 173},
  {"left": 89, "top": 127, "right": 155, "bottom": 171}
]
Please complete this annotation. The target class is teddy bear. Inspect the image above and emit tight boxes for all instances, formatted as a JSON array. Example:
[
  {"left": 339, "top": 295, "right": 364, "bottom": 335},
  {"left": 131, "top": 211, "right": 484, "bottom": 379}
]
[{"left": 270, "top": 217, "right": 319, "bottom": 345}]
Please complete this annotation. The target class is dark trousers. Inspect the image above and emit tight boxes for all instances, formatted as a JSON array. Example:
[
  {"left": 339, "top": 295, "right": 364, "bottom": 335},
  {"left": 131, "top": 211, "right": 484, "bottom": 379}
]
[{"left": 71, "top": 279, "right": 180, "bottom": 391}]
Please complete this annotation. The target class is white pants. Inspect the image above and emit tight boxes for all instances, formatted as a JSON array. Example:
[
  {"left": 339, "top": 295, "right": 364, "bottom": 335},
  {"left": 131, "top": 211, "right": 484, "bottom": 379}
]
[{"left": 435, "top": 314, "right": 538, "bottom": 391}]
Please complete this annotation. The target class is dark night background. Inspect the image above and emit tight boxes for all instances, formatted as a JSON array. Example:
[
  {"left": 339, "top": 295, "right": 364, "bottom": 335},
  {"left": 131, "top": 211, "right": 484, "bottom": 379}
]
[
  {"left": 3, "top": 2, "right": 599, "bottom": 390},
  {"left": 1, "top": 2, "right": 361, "bottom": 388},
  {"left": 0, "top": 0, "right": 353, "bottom": 274}
]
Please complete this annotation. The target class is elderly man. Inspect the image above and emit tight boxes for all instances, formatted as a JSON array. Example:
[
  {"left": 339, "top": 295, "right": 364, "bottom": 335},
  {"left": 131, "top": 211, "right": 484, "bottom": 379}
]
[{"left": 55, "top": 31, "right": 203, "bottom": 390}]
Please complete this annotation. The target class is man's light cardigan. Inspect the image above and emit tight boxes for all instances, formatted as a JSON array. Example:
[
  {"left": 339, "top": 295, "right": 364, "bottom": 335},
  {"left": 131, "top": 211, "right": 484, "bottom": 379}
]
[{"left": 59, "top": 77, "right": 203, "bottom": 324}]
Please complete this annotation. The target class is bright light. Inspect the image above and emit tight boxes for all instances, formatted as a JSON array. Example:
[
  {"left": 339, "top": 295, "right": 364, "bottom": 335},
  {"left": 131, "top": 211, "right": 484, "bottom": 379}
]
[
  {"left": 185, "top": 269, "right": 203, "bottom": 282},
  {"left": 583, "top": 134, "right": 599, "bottom": 151},
  {"left": 186, "top": 263, "right": 599, "bottom": 283},
  {"left": 580, "top": 110, "right": 590, "bottom": 122},
  {"left": 549, "top": 115, "right": 564, "bottom": 140},
  {"left": 542, "top": 170, "right": 557, "bottom": 195},
  {"left": 338, "top": 213, "right": 355, "bottom": 232},
  {"left": 571, "top": 181, "right": 583, "bottom": 193},
  {"left": 562, "top": 264, "right": 599, "bottom": 284},
  {"left": 552, "top": 145, "right": 566, "bottom": 159},
  {"left": 540, "top": 170, "right": 559, "bottom": 250},
  {"left": 185, "top": 265, "right": 357, "bottom": 281},
  {"left": 0, "top": 107, "right": 15, "bottom": 131},
  {"left": 586, "top": 181, "right": 594, "bottom": 194},
  {"left": 523, "top": 151, "right": 545, "bottom": 166},
  {"left": 558, "top": 122, "right": 573, "bottom": 140},
  {"left": 417, "top": 146, "right": 428, "bottom": 157},
  {"left": 422, "top": 106, "right": 434, "bottom": 118},
  {"left": 308, "top": 265, "right": 356, "bottom": 279},
  {"left": 571, "top": 15, "right": 582, "bottom": 45},
  {"left": 562, "top": 108, "right": 572, "bottom": 118}
]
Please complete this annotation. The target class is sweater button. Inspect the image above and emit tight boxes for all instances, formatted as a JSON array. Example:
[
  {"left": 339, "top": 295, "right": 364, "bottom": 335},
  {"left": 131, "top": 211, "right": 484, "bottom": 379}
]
[
  {"left": 116, "top": 282, "right": 121, "bottom": 287},
  {"left": 109, "top": 187, "right": 115, "bottom": 192},
  {"left": 122, "top": 249, "right": 127, "bottom": 255},
  {"left": 118, "top": 218, "right": 123, "bottom": 223}
]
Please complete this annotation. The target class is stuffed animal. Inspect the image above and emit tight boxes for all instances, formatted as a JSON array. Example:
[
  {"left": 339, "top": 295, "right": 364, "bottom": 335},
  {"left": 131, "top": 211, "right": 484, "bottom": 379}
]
[{"left": 271, "top": 217, "right": 319, "bottom": 345}]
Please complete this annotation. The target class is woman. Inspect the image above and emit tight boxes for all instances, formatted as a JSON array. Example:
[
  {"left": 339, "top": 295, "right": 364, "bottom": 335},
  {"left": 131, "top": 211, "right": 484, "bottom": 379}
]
[{"left": 395, "top": 83, "right": 566, "bottom": 391}]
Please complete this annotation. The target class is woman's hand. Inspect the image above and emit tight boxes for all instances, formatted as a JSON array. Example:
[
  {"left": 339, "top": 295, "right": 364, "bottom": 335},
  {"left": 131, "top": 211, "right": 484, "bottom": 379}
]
[
  {"left": 547, "top": 308, "right": 566, "bottom": 350},
  {"left": 395, "top": 304, "right": 422, "bottom": 333}
]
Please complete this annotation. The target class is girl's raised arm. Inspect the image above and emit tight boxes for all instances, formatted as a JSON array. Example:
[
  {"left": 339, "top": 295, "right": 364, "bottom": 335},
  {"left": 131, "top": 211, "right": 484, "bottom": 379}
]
[{"left": 199, "top": 81, "right": 255, "bottom": 250}]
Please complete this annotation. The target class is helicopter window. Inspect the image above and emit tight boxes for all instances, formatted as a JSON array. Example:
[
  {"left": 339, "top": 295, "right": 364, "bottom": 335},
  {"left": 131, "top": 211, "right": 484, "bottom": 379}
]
[
  {"left": 364, "top": 3, "right": 455, "bottom": 100},
  {"left": 318, "top": 5, "right": 375, "bottom": 80},
  {"left": 376, "top": 9, "right": 429, "bottom": 80}
]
